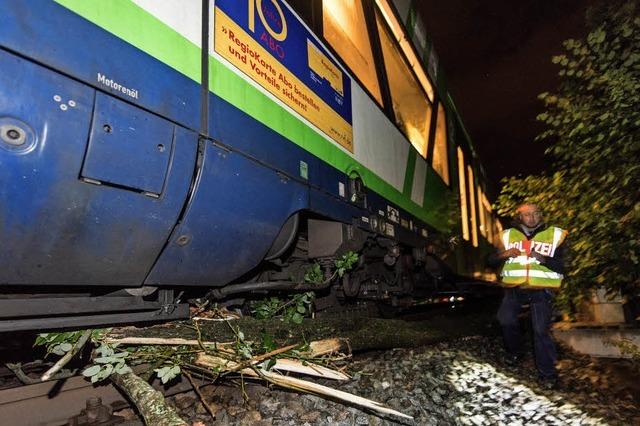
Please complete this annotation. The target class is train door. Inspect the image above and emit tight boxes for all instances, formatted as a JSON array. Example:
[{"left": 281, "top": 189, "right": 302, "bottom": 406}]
[{"left": 0, "top": 1, "right": 202, "bottom": 285}]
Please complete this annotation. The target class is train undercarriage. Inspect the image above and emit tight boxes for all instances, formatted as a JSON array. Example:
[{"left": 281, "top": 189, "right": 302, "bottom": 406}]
[{"left": 0, "top": 213, "right": 480, "bottom": 332}]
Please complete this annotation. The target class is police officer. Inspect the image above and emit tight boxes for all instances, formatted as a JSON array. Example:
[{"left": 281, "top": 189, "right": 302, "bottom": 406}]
[{"left": 488, "top": 203, "right": 567, "bottom": 388}]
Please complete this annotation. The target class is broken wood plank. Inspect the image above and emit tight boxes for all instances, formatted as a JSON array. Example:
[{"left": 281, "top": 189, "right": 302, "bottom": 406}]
[
  {"left": 191, "top": 351, "right": 348, "bottom": 380},
  {"left": 257, "top": 369, "right": 413, "bottom": 420},
  {"left": 270, "top": 358, "right": 349, "bottom": 380},
  {"left": 195, "top": 353, "right": 411, "bottom": 420},
  {"left": 305, "top": 338, "right": 351, "bottom": 357}
]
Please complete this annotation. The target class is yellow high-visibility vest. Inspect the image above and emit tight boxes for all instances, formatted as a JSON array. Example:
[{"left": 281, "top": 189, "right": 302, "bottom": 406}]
[{"left": 500, "top": 226, "right": 567, "bottom": 289}]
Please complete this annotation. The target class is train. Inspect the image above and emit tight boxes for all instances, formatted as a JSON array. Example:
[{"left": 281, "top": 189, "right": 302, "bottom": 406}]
[{"left": 0, "top": 0, "right": 502, "bottom": 331}]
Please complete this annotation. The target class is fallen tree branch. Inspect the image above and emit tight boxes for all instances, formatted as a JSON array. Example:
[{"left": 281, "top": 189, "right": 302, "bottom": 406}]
[
  {"left": 107, "top": 313, "right": 493, "bottom": 352},
  {"left": 104, "top": 336, "right": 349, "bottom": 357},
  {"left": 6, "top": 362, "right": 76, "bottom": 384},
  {"left": 195, "top": 353, "right": 412, "bottom": 420},
  {"left": 245, "top": 343, "right": 298, "bottom": 366},
  {"left": 103, "top": 337, "right": 233, "bottom": 347},
  {"left": 41, "top": 329, "right": 91, "bottom": 381},
  {"left": 96, "top": 309, "right": 494, "bottom": 422},
  {"left": 111, "top": 371, "right": 187, "bottom": 426}
]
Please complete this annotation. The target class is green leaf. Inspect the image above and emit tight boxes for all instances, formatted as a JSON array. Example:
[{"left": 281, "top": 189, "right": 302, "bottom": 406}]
[
  {"left": 266, "top": 358, "right": 277, "bottom": 370},
  {"left": 82, "top": 365, "right": 102, "bottom": 377},
  {"left": 155, "top": 366, "right": 171, "bottom": 377},
  {"left": 94, "top": 356, "right": 121, "bottom": 364},
  {"left": 51, "top": 345, "right": 65, "bottom": 356},
  {"left": 261, "top": 332, "right": 276, "bottom": 352},
  {"left": 102, "top": 364, "right": 114, "bottom": 377}
]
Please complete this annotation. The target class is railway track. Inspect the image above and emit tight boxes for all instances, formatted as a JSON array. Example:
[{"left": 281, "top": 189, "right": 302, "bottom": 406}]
[{"left": 0, "top": 370, "right": 207, "bottom": 426}]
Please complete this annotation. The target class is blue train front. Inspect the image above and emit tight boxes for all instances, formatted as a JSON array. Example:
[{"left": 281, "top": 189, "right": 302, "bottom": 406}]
[{"left": 0, "top": 0, "right": 502, "bottom": 330}]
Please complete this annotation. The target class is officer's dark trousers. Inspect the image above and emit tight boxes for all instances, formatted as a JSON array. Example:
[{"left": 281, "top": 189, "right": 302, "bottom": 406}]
[{"left": 497, "top": 288, "right": 557, "bottom": 379}]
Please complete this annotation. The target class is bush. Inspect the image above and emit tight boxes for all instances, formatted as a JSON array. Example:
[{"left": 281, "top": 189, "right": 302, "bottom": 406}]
[{"left": 495, "top": 1, "right": 640, "bottom": 310}]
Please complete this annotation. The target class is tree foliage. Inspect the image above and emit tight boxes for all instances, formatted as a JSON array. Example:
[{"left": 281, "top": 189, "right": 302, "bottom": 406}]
[{"left": 496, "top": 1, "right": 640, "bottom": 304}]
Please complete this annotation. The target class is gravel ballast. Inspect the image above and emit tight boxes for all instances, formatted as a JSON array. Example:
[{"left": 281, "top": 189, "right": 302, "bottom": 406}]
[{"left": 160, "top": 335, "right": 639, "bottom": 425}]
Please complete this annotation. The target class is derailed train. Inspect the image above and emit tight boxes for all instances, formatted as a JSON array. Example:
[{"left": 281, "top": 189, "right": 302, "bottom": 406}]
[{"left": 0, "top": 0, "right": 502, "bottom": 331}]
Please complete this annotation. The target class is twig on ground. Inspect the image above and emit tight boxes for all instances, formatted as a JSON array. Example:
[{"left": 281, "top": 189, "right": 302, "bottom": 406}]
[
  {"left": 41, "top": 329, "right": 91, "bottom": 381},
  {"left": 104, "top": 337, "right": 233, "bottom": 347},
  {"left": 183, "top": 370, "right": 217, "bottom": 421},
  {"left": 6, "top": 362, "right": 76, "bottom": 384}
]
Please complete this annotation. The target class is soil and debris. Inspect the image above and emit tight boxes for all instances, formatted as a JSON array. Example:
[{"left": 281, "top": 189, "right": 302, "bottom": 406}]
[{"left": 114, "top": 335, "right": 639, "bottom": 425}]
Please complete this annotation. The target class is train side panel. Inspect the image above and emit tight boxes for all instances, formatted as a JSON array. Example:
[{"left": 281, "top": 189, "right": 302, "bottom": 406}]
[
  {"left": 0, "top": 0, "right": 204, "bottom": 285},
  {"left": 0, "top": 50, "right": 197, "bottom": 285}
]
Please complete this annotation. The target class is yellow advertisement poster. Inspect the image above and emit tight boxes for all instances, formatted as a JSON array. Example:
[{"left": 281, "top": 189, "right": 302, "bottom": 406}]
[{"left": 214, "top": 6, "right": 353, "bottom": 152}]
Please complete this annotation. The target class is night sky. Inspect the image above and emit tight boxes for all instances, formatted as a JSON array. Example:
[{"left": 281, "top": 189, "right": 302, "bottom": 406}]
[{"left": 416, "top": 0, "right": 599, "bottom": 197}]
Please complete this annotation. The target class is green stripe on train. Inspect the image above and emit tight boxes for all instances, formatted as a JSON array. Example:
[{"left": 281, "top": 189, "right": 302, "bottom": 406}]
[{"left": 54, "top": 0, "right": 201, "bottom": 82}]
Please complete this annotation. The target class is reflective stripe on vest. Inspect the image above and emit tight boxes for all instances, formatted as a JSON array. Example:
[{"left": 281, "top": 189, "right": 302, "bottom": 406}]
[
  {"left": 502, "top": 270, "right": 563, "bottom": 279},
  {"left": 500, "top": 226, "right": 567, "bottom": 289}
]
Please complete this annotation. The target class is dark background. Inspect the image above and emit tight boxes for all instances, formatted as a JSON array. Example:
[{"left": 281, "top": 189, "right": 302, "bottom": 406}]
[{"left": 416, "top": 0, "right": 599, "bottom": 196}]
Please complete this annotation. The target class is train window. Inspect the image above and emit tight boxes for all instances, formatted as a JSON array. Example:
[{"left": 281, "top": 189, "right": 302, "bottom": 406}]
[
  {"left": 477, "top": 187, "right": 487, "bottom": 238},
  {"left": 374, "top": 0, "right": 434, "bottom": 102},
  {"left": 375, "top": 8, "right": 431, "bottom": 157},
  {"left": 322, "top": 0, "right": 384, "bottom": 105},
  {"left": 467, "top": 165, "right": 479, "bottom": 247},
  {"left": 481, "top": 191, "right": 494, "bottom": 243},
  {"left": 457, "top": 147, "right": 470, "bottom": 241},
  {"left": 432, "top": 103, "right": 450, "bottom": 184}
]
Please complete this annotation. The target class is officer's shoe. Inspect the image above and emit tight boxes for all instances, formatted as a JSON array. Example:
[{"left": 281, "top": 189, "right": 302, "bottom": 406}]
[
  {"left": 504, "top": 353, "right": 525, "bottom": 367},
  {"left": 538, "top": 375, "right": 560, "bottom": 390}
]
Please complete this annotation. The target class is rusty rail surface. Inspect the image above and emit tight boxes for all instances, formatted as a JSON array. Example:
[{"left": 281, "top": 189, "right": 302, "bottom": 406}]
[{"left": 0, "top": 373, "right": 202, "bottom": 425}]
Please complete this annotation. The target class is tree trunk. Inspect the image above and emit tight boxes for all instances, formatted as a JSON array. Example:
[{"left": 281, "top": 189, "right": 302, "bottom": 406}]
[
  {"left": 108, "top": 309, "right": 494, "bottom": 352},
  {"left": 111, "top": 372, "right": 187, "bottom": 426}
]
